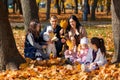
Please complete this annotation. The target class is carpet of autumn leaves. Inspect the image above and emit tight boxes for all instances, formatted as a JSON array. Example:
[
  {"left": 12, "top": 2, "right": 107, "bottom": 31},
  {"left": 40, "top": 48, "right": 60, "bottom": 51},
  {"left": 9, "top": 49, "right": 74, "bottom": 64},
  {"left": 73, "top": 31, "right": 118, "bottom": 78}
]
[
  {"left": 9, "top": 8, "right": 111, "bottom": 23},
  {"left": 0, "top": 26, "right": 120, "bottom": 80}
]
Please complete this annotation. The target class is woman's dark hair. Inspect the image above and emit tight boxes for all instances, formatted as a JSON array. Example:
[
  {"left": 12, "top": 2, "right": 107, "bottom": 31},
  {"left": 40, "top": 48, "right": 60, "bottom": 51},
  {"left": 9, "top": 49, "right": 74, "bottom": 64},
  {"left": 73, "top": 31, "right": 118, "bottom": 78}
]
[
  {"left": 66, "top": 15, "right": 81, "bottom": 32},
  {"left": 27, "top": 19, "right": 41, "bottom": 38},
  {"left": 91, "top": 37, "right": 106, "bottom": 56}
]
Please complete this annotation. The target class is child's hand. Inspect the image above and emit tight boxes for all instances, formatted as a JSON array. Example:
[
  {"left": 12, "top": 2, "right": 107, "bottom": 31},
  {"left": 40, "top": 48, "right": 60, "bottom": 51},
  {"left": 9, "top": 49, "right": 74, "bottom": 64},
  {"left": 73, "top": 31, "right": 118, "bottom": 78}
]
[
  {"left": 47, "top": 41, "right": 51, "bottom": 44},
  {"left": 42, "top": 45, "right": 47, "bottom": 49},
  {"left": 89, "top": 63, "right": 96, "bottom": 70},
  {"left": 51, "top": 36, "right": 58, "bottom": 41},
  {"left": 77, "top": 53, "right": 81, "bottom": 57}
]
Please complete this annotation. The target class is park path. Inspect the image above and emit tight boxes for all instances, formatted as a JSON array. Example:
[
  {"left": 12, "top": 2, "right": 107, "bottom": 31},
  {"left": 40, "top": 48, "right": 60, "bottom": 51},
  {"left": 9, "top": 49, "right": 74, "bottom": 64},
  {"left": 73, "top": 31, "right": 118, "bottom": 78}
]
[{"left": 10, "top": 21, "right": 111, "bottom": 28}]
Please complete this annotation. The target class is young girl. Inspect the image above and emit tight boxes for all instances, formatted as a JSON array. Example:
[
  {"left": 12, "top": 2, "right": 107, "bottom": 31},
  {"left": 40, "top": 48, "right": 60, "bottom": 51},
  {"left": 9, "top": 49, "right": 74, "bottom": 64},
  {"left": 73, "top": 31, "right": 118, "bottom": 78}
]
[
  {"left": 24, "top": 20, "right": 49, "bottom": 60},
  {"left": 43, "top": 26, "right": 58, "bottom": 57},
  {"left": 75, "top": 37, "right": 89, "bottom": 64},
  {"left": 81, "top": 37, "right": 107, "bottom": 72},
  {"left": 64, "top": 36, "right": 77, "bottom": 63}
]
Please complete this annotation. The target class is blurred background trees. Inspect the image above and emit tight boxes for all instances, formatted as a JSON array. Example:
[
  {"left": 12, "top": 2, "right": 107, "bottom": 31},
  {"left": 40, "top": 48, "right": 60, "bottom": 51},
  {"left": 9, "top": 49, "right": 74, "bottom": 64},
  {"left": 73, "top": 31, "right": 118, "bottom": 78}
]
[
  {"left": 21, "top": 0, "right": 39, "bottom": 31},
  {"left": 7, "top": 0, "right": 111, "bottom": 20}
]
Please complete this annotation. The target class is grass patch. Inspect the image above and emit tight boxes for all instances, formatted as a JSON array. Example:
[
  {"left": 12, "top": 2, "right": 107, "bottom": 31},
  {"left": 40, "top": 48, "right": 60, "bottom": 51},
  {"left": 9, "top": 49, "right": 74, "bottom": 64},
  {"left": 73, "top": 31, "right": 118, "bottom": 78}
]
[{"left": 86, "top": 25, "right": 114, "bottom": 52}]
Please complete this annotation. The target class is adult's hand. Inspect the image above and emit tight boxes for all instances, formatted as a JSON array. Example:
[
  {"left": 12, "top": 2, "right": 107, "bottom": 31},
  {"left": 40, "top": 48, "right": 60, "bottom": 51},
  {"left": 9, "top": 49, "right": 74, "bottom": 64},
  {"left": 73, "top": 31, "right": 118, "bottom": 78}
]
[
  {"left": 61, "top": 38, "right": 66, "bottom": 43},
  {"left": 75, "top": 29, "right": 79, "bottom": 35}
]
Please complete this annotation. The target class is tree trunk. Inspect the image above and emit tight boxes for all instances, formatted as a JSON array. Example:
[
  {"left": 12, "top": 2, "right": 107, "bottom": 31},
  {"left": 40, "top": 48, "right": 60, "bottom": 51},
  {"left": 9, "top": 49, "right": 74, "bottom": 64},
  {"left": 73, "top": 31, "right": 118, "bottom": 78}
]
[
  {"left": 17, "top": 0, "right": 23, "bottom": 14},
  {"left": 13, "top": 0, "right": 17, "bottom": 13},
  {"left": 21, "top": 0, "right": 39, "bottom": 31},
  {"left": 56, "top": 0, "right": 61, "bottom": 15},
  {"left": 82, "top": 0, "right": 90, "bottom": 21},
  {"left": 13, "top": 0, "right": 23, "bottom": 14},
  {"left": 46, "top": 0, "right": 51, "bottom": 20},
  {"left": 61, "top": 0, "right": 65, "bottom": 14},
  {"left": 0, "top": 1, "right": 26, "bottom": 70},
  {"left": 111, "top": 0, "right": 120, "bottom": 63},
  {"left": 99, "top": 0, "right": 104, "bottom": 12},
  {"left": 74, "top": 0, "right": 78, "bottom": 14},
  {"left": 90, "top": 0, "right": 98, "bottom": 20},
  {"left": 3, "top": 0, "right": 8, "bottom": 13},
  {"left": 106, "top": 0, "right": 111, "bottom": 15}
]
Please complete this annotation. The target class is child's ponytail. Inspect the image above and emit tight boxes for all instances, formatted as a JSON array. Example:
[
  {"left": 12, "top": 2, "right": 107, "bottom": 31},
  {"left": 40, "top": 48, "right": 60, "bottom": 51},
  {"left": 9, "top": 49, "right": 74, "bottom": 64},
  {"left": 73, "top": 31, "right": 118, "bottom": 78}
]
[
  {"left": 99, "top": 38, "right": 106, "bottom": 56},
  {"left": 91, "top": 37, "right": 106, "bottom": 57}
]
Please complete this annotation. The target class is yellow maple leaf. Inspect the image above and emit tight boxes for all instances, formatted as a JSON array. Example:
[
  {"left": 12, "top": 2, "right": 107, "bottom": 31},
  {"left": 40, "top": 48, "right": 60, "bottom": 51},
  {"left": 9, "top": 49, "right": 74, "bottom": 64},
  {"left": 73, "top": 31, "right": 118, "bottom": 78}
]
[
  {"left": 66, "top": 40, "right": 73, "bottom": 50},
  {"left": 60, "top": 20, "right": 68, "bottom": 29}
]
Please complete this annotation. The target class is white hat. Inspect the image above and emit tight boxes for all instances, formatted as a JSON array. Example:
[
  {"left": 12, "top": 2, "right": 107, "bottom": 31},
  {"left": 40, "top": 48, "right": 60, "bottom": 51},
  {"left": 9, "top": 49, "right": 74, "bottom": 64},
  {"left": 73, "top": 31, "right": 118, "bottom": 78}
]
[
  {"left": 46, "top": 26, "right": 53, "bottom": 33},
  {"left": 80, "top": 37, "right": 88, "bottom": 44}
]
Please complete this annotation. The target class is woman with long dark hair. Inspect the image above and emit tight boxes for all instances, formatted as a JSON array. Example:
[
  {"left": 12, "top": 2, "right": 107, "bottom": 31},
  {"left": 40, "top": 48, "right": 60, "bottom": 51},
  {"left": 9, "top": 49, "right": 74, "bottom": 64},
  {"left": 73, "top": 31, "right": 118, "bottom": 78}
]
[
  {"left": 66, "top": 15, "right": 87, "bottom": 46},
  {"left": 24, "top": 20, "right": 49, "bottom": 60}
]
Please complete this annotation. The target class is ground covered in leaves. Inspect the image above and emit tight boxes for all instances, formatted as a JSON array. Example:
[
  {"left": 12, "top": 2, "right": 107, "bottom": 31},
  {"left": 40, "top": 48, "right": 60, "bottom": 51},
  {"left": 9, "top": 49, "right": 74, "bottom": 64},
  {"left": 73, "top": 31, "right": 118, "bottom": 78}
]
[
  {"left": 0, "top": 25, "right": 120, "bottom": 80},
  {"left": 9, "top": 9, "right": 111, "bottom": 23}
]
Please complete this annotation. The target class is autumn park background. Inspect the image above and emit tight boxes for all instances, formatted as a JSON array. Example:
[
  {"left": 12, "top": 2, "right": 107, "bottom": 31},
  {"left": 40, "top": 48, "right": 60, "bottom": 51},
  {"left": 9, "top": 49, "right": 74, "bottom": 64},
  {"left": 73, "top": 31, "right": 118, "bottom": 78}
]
[{"left": 0, "top": 0, "right": 120, "bottom": 79}]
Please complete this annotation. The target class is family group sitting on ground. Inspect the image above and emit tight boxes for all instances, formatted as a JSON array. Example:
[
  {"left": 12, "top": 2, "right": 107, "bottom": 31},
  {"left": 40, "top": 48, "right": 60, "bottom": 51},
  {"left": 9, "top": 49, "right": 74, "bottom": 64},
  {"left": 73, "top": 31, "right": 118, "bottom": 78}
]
[{"left": 24, "top": 15, "right": 107, "bottom": 72}]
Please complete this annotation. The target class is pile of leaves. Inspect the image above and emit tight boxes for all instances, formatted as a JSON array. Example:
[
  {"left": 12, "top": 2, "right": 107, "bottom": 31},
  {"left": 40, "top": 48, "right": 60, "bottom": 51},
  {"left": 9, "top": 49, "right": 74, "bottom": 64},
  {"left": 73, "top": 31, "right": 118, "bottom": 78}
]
[
  {"left": 0, "top": 58, "right": 120, "bottom": 80},
  {"left": 0, "top": 26, "right": 119, "bottom": 79}
]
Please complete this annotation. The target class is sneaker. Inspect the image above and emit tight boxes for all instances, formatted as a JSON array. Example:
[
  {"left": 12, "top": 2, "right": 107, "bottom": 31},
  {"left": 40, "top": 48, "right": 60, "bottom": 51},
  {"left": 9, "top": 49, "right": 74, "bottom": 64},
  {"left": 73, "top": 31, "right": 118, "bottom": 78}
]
[
  {"left": 81, "top": 64, "right": 85, "bottom": 71},
  {"left": 36, "top": 57, "right": 42, "bottom": 61},
  {"left": 65, "top": 58, "right": 72, "bottom": 65}
]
